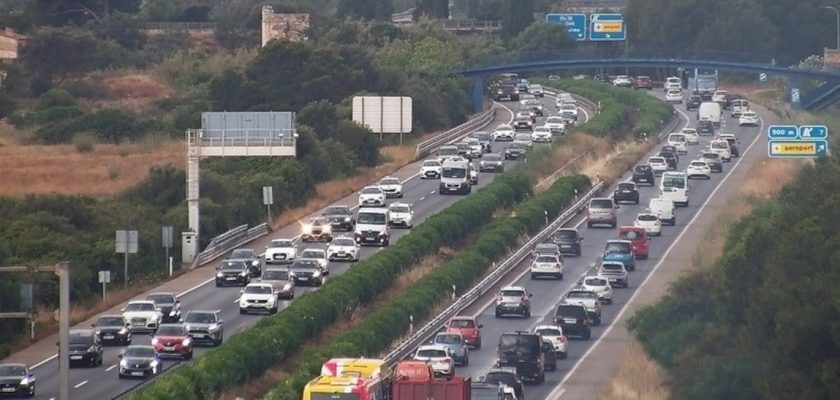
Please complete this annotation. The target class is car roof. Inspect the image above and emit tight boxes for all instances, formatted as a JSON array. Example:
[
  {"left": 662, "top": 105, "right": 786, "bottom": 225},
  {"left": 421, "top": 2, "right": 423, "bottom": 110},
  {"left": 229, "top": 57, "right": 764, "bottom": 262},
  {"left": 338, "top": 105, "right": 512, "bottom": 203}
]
[
  {"left": 500, "top": 285, "right": 526, "bottom": 291},
  {"left": 619, "top": 226, "right": 645, "bottom": 232},
  {"left": 534, "top": 324, "right": 563, "bottom": 331},
  {"left": 246, "top": 282, "right": 273, "bottom": 288},
  {"left": 418, "top": 344, "right": 449, "bottom": 351},
  {"left": 606, "top": 239, "right": 632, "bottom": 244},
  {"left": 127, "top": 300, "right": 155, "bottom": 305}
]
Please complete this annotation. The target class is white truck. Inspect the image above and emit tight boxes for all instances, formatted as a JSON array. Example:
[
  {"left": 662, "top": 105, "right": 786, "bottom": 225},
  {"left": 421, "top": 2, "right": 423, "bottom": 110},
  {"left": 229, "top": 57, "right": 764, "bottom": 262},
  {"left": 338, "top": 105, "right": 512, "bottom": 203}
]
[
  {"left": 439, "top": 157, "right": 471, "bottom": 195},
  {"left": 697, "top": 101, "right": 722, "bottom": 127}
]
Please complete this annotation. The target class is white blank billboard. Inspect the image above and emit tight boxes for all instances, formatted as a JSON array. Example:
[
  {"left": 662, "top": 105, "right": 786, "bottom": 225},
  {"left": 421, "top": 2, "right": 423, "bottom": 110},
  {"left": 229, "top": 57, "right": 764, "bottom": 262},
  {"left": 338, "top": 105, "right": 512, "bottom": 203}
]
[{"left": 352, "top": 96, "right": 413, "bottom": 134}]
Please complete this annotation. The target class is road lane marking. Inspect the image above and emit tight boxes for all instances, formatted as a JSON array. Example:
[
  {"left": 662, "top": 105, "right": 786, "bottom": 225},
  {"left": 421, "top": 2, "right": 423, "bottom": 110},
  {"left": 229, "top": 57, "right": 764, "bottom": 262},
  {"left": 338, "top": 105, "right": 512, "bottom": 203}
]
[
  {"left": 233, "top": 297, "right": 240, "bottom": 304},
  {"left": 74, "top": 380, "right": 88, "bottom": 388},
  {"left": 548, "top": 113, "right": 765, "bottom": 399},
  {"left": 106, "top": 364, "right": 117, "bottom": 372},
  {"left": 430, "top": 190, "right": 436, "bottom": 194}
]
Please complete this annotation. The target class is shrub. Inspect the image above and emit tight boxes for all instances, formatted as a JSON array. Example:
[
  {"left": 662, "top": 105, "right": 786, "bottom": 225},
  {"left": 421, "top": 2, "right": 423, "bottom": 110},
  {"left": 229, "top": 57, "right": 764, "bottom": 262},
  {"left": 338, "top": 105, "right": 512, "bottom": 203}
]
[{"left": 72, "top": 133, "right": 96, "bottom": 153}]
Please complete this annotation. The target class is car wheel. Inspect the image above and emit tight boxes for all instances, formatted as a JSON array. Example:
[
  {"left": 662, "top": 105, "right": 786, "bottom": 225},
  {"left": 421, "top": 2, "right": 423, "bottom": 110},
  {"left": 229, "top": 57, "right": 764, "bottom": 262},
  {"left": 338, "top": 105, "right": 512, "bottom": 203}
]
[
  {"left": 215, "top": 281, "right": 221, "bottom": 287},
  {"left": 595, "top": 317, "right": 602, "bottom": 326},
  {"left": 475, "top": 341, "right": 481, "bottom": 350},
  {"left": 584, "top": 330, "right": 592, "bottom": 340},
  {"left": 525, "top": 309, "right": 531, "bottom": 318},
  {"left": 239, "top": 308, "right": 246, "bottom": 315},
  {"left": 118, "top": 373, "right": 125, "bottom": 380},
  {"left": 185, "top": 351, "right": 193, "bottom": 360},
  {"left": 558, "top": 273, "right": 564, "bottom": 280},
  {"left": 495, "top": 311, "right": 502, "bottom": 318},
  {"left": 607, "top": 298, "right": 613, "bottom": 305},
  {"left": 270, "top": 306, "right": 278, "bottom": 314},
  {"left": 587, "top": 221, "right": 592, "bottom": 228},
  {"left": 464, "top": 355, "right": 469, "bottom": 366}
]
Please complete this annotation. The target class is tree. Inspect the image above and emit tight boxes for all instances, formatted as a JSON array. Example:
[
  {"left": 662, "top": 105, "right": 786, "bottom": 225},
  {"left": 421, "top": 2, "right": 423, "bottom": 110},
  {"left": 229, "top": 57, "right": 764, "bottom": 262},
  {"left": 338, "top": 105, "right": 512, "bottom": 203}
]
[
  {"left": 22, "top": 26, "right": 120, "bottom": 83},
  {"left": 502, "top": 0, "right": 534, "bottom": 38},
  {"left": 337, "top": 0, "right": 394, "bottom": 21},
  {"left": 511, "top": 22, "right": 575, "bottom": 53},
  {"left": 416, "top": 0, "right": 449, "bottom": 19}
]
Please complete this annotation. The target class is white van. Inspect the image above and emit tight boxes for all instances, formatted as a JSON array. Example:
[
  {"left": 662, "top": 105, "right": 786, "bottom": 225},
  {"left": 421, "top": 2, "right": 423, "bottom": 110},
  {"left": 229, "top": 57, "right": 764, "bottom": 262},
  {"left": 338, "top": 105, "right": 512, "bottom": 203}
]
[
  {"left": 698, "top": 102, "right": 722, "bottom": 127},
  {"left": 354, "top": 208, "right": 390, "bottom": 247},
  {"left": 660, "top": 171, "right": 689, "bottom": 207},
  {"left": 439, "top": 158, "right": 472, "bottom": 195},
  {"left": 730, "top": 99, "right": 749, "bottom": 117},
  {"left": 667, "top": 133, "right": 688, "bottom": 154},
  {"left": 709, "top": 139, "right": 732, "bottom": 162},
  {"left": 649, "top": 198, "right": 676, "bottom": 226}
]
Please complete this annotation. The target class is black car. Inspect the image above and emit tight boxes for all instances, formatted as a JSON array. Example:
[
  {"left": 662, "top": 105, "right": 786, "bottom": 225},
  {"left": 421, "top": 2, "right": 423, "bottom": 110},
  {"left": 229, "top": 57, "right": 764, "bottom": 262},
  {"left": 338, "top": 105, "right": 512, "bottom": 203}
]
[
  {"left": 554, "top": 304, "right": 592, "bottom": 340},
  {"left": 504, "top": 143, "right": 527, "bottom": 160},
  {"left": 0, "top": 363, "right": 35, "bottom": 397},
  {"left": 497, "top": 331, "right": 545, "bottom": 383},
  {"left": 483, "top": 368, "right": 524, "bottom": 400},
  {"left": 229, "top": 248, "right": 262, "bottom": 277},
  {"left": 321, "top": 205, "right": 354, "bottom": 231},
  {"left": 613, "top": 181, "right": 640, "bottom": 204},
  {"left": 698, "top": 119, "right": 714, "bottom": 135},
  {"left": 516, "top": 82, "right": 529, "bottom": 93},
  {"left": 118, "top": 345, "right": 161, "bottom": 379},
  {"left": 290, "top": 259, "right": 323, "bottom": 286},
  {"left": 512, "top": 116, "right": 533, "bottom": 131},
  {"left": 67, "top": 329, "right": 103, "bottom": 367},
  {"left": 660, "top": 145, "right": 680, "bottom": 160},
  {"left": 479, "top": 153, "right": 504, "bottom": 172},
  {"left": 658, "top": 151, "right": 678, "bottom": 170},
  {"left": 551, "top": 228, "right": 583, "bottom": 257},
  {"left": 493, "top": 84, "right": 519, "bottom": 102},
  {"left": 594, "top": 73, "right": 611, "bottom": 83},
  {"left": 93, "top": 314, "right": 132, "bottom": 345},
  {"left": 146, "top": 292, "right": 181, "bottom": 323},
  {"left": 214, "top": 260, "right": 251, "bottom": 287},
  {"left": 632, "top": 164, "right": 655, "bottom": 186},
  {"left": 685, "top": 95, "right": 702, "bottom": 111},
  {"left": 699, "top": 90, "right": 713, "bottom": 101},
  {"left": 470, "top": 131, "right": 493, "bottom": 153}
]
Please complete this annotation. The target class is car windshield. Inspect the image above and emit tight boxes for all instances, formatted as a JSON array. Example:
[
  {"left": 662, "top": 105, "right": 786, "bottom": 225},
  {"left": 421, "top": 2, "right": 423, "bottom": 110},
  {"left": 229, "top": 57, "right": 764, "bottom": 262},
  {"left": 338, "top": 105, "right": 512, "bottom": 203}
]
[
  {"left": 500, "top": 290, "right": 525, "bottom": 297},
  {"left": 449, "top": 319, "right": 475, "bottom": 328},
  {"left": 535, "top": 127, "right": 550, "bottom": 132},
  {"left": 471, "top": 132, "right": 490, "bottom": 141},
  {"left": 712, "top": 141, "right": 729, "bottom": 149},
  {"left": 230, "top": 249, "right": 255, "bottom": 259},
  {"left": 300, "top": 250, "right": 325, "bottom": 259},
  {"left": 536, "top": 328, "right": 563, "bottom": 336},
  {"left": 0, "top": 365, "right": 26, "bottom": 376},
  {"left": 184, "top": 312, "right": 216, "bottom": 324},
  {"left": 244, "top": 285, "right": 273, "bottom": 294},
  {"left": 269, "top": 240, "right": 293, "bottom": 248},
  {"left": 601, "top": 263, "right": 623, "bottom": 271},
  {"left": 561, "top": 105, "right": 576, "bottom": 110},
  {"left": 484, "top": 154, "right": 501, "bottom": 161},
  {"left": 439, "top": 147, "right": 459, "bottom": 155},
  {"left": 417, "top": 349, "right": 448, "bottom": 358},
  {"left": 457, "top": 143, "right": 471, "bottom": 150},
  {"left": 357, "top": 212, "right": 386, "bottom": 224},
  {"left": 536, "top": 256, "right": 557, "bottom": 263},
  {"left": 649, "top": 157, "right": 665, "bottom": 164},
  {"left": 332, "top": 238, "right": 355, "bottom": 247},
  {"left": 585, "top": 277, "right": 608, "bottom": 286},
  {"left": 423, "top": 160, "right": 440, "bottom": 167},
  {"left": 691, "top": 162, "right": 707, "bottom": 167},
  {"left": 662, "top": 175, "right": 686, "bottom": 188},
  {"left": 605, "top": 242, "right": 631, "bottom": 253},
  {"left": 69, "top": 331, "right": 94, "bottom": 344},
  {"left": 568, "top": 291, "right": 598, "bottom": 299},
  {"left": 97, "top": 316, "right": 125, "bottom": 326},
  {"left": 124, "top": 347, "right": 156, "bottom": 358},
  {"left": 619, "top": 230, "right": 642, "bottom": 240},
  {"left": 292, "top": 260, "right": 319, "bottom": 270},
  {"left": 617, "top": 183, "right": 635, "bottom": 191},
  {"left": 361, "top": 187, "right": 381, "bottom": 194},
  {"left": 435, "top": 334, "right": 463, "bottom": 344},
  {"left": 498, "top": 335, "right": 539, "bottom": 356},
  {"left": 590, "top": 199, "right": 613, "bottom": 209},
  {"left": 484, "top": 372, "right": 517, "bottom": 386},
  {"left": 146, "top": 294, "right": 175, "bottom": 304},
  {"left": 155, "top": 325, "right": 186, "bottom": 336},
  {"left": 126, "top": 302, "right": 156, "bottom": 311},
  {"left": 702, "top": 153, "right": 719, "bottom": 160},
  {"left": 547, "top": 117, "right": 564, "bottom": 123},
  {"left": 323, "top": 206, "right": 349, "bottom": 216},
  {"left": 552, "top": 230, "right": 577, "bottom": 241},
  {"left": 220, "top": 261, "right": 245, "bottom": 270},
  {"left": 442, "top": 167, "right": 467, "bottom": 178},
  {"left": 390, "top": 205, "right": 410, "bottom": 213},
  {"left": 637, "top": 214, "right": 658, "bottom": 221},
  {"left": 670, "top": 135, "right": 685, "bottom": 142},
  {"left": 515, "top": 133, "right": 531, "bottom": 141},
  {"left": 557, "top": 305, "right": 587, "bottom": 317},
  {"left": 635, "top": 165, "right": 651, "bottom": 172},
  {"left": 262, "top": 269, "right": 290, "bottom": 280}
]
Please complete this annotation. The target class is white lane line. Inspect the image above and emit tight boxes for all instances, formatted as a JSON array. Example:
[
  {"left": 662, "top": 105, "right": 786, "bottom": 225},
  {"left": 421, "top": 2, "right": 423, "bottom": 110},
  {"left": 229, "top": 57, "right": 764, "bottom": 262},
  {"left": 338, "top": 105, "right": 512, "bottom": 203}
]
[
  {"left": 233, "top": 297, "right": 240, "bottom": 304},
  {"left": 106, "top": 364, "right": 117, "bottom": 372},
  {"left": 31, "top": 354, "right": 56, "bottom": 369},
  {"left": 430, "top": 190, "right": 436, "bottom": 194},
  {"left": 548, "top": 114, "right": 766, "bottom": 399},
  {"left": 419, "top": 196, "right": 425, "bottom": 201},
  {"left": 495, "top": 101, "right": 515, "bottom": 125},
  {"left": 74, "top": 380, "right": 88, "bottom": 388},
  {"left": 556, "top": 388, "right": 566, "bottom": 398}
]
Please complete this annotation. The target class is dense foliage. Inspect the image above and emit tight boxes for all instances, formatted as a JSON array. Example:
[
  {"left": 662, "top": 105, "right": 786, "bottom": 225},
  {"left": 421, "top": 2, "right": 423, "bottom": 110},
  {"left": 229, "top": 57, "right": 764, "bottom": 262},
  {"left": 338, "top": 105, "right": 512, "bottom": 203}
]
[{"left": 628, "top": 117, "right": 840, "bottom": 399}]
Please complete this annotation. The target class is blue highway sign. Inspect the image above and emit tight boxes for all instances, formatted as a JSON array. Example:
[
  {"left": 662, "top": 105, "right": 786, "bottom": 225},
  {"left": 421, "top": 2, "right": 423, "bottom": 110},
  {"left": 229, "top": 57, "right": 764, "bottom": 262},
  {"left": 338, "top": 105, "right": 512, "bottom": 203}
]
[
  {"left": 767, "top": 125, "right": 798, "bottom": 139},
  {"left": 798, "top": 125, "right": 828, "bottom": 139},
  {"left": 589, "top": 13, "right": 626, "bottom": 41},
  {"left": 546, "top": 14, "right": 586, "bottom": 41}
]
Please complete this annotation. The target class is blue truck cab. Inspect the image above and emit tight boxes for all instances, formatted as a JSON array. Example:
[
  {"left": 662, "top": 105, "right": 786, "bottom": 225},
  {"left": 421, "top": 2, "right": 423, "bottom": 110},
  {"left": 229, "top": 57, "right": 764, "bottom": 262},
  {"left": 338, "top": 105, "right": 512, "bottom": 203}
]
[{"left": 602, "top": 240, "right": 635, "bottom": 271}]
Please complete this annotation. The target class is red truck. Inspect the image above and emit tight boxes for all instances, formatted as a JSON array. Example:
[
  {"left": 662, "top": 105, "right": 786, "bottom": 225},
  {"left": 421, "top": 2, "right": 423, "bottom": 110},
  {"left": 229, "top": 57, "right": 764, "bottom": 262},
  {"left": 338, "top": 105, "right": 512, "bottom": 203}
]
[{"left": 392, "top": 361, "right": 471, "bottom": 400}]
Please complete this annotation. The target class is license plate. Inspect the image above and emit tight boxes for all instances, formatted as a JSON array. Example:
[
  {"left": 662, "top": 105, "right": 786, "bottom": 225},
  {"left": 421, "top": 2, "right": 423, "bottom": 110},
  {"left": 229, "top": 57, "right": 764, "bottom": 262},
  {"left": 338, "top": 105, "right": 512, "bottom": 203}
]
[
  {"left": 226, "top": 277, "right": 236, "bottom": 280},
  {"left": 609, "top": 278, "right": 619, "bottom": 282},
  {"left": 133, "top": 322, "right": 144, "bottom": 326},
  {"left": 192, "top": 333, "right": 204, "bottom": 338},
  {"left": 164, "top": 346, "right": 176, "bottom": 351},
  {"left": 299, "top": 277, "right": 309, "bottom": 281},
  {"left": 561, "top": 244, "right": 572, "bottom": 248},
  {"left": 563, "top": 318, "right": 577, "bottom": 324},
  {"left": 71, "top": 355, "right": 83, "bottom": 360},
  {"left": 104, "top": 335, "right": 115, "bottom": 339},
  {"left": 338, "top": 251, "right": 346, "bottom": 254},
  {"left": 1, "top": 387, "right": 15, "bottom": 392},
  {"left": 131, "top": 371, "right": 144, "bottom": 376}
]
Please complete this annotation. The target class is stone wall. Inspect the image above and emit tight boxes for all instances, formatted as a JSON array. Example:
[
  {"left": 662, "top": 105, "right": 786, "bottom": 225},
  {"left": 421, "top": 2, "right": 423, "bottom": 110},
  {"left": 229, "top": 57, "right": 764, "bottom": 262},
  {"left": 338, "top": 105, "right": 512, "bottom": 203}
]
[
  {"left": 824, "top": 48, "right": 840, "bottom": 71},
  {"left": 0, "top": 28, "right": 26, "bottom": 60},
  {"left": 261, "top": 6, "right": 309, "bottom": 46}
]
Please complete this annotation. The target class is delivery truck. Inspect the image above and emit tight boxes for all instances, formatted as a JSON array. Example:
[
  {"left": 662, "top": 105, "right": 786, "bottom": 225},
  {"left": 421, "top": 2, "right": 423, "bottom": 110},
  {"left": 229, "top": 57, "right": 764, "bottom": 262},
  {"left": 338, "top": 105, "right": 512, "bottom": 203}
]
[{"left": 392, "top": 361, "right": 471, "bottom": 400}]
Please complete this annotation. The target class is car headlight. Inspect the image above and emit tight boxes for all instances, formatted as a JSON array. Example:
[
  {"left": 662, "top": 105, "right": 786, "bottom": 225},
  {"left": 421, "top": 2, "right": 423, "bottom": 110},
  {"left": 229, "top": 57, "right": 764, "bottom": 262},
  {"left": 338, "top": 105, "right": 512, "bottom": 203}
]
[
  {"left": 216, "top": 272, "right": 223, "bottom": 278},
  {"left": 20, "top": 377, "right": 30, "bottom": 386},
  {"left": 290, "top": 271, "right": 297, "bottom": 276},
  {"left": 251, "top": 260, "right": 260, "bottom": 267},
  {"left": 182, "top": 338, "right": 191, "bottom": 346},
  {"left": 120, "top": 359, "right": 128, "bottom": 368},
  {"left": 118, "top": 327, "right": 128, "bottom": 334},
  {"left": 344, "top": 216, "right": 351, "bottom": 222},
  {"left": 150, "top": 360, "right": 159, "bottom": 368},
  {"left": 303, "top": 224, "right": 311, "bottom": 233},
  {"left": 282, "top": 283, "right": 293, "bottom": 291},
  {"left": 88, "top": 345, "right": 96, "bottom": 352},
  {"left": 169, "top": 310, "right": 177, "bottom": 317},
  {"left": 240, "top": 270, "right": 249, "bottom": 277},
  {"left": 185, "top": 324, "right": 193, "bottom": 331},
  {"left": 94, "top": 329, "right": 101, "bottom": 335},
  {"left": 323, "top": 225, "right": 332, "bottom": 233},
  {"left": 312, "top": 270, "right": 322, "bottom": 277},
  {"left": 208, "top": 323, "right": 219, "bottom": 331},
  {"left": 151, "top": 337, "right": 159, "bottom": 345}
]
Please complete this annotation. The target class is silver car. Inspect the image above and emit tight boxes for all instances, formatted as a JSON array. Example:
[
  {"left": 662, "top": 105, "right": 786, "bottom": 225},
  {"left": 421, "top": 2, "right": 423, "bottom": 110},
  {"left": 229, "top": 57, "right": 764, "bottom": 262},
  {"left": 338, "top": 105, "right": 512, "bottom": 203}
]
[
  {"left": 182, "top": 310, "right": 224, "bottom": 346},
  {"left": 258, "top": 268, "right": 295, "bottom": 299}
]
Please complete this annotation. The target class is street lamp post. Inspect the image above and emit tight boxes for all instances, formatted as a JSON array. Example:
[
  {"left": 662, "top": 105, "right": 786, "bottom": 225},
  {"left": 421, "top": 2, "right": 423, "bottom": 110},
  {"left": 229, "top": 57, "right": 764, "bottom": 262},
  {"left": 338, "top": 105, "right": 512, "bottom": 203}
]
[{"left": 821, "top": 5, "right": 840, "bottom": 50}]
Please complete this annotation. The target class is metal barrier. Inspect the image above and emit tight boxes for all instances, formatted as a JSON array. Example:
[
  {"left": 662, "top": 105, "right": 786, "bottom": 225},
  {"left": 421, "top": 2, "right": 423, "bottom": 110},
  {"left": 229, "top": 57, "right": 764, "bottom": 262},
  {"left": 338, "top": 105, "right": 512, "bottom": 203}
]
[
  {"left": 415, "top": 107, "right": 497, "bottom": 159},
  {"left": 544, "top": 87, "right": 599, "bottom": 115},
  {"left": 190, "top": 223, "right": 271, "bottom": 269},
  {"left": 382, "top": 181, "right": 604, "bottom": 365}
]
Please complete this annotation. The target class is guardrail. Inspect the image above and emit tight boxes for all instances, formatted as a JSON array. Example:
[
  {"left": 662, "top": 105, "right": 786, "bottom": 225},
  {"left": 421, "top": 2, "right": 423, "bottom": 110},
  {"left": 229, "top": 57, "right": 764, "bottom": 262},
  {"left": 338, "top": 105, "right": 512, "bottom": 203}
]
[
  {"left": 415, "top": 107, "right": 496, "bottom": 159},
  {"left": 544, "top": 87, "right": 599, "bottom": 115},
  {"left": 190, "top": 223, "right": 271, "bottom": 269},
  {"left": 382, "top": 181, "right": 604, "bottom": 365}
]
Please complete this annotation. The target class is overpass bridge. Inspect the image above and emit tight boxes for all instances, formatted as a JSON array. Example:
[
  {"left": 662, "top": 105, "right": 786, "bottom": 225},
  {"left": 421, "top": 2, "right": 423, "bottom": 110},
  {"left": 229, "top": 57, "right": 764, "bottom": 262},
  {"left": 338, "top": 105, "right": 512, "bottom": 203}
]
[{"left": 459, "top": 48, "right": 840, "bottom": 112}]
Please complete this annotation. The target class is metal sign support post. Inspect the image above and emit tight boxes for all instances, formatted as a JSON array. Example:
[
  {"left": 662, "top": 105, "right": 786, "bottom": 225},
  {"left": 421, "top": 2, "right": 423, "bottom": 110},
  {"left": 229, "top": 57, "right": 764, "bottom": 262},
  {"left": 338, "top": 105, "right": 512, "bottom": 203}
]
[
  {"left": 116, "top": 230, "right": 138, "bottom": 287},
  {"left": 162, "top": 226, "right": 173, "bottom": 276},
  {"left": 263, "top": 186, "right": 274, "bottom": 223}
]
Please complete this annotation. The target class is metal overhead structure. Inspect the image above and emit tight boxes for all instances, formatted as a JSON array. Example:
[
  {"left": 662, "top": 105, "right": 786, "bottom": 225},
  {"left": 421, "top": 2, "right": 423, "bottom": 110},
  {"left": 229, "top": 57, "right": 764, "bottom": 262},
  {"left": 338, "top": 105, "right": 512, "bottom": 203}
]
[{"left": 183, "top": 112, "right": 298, "bottom": 264}]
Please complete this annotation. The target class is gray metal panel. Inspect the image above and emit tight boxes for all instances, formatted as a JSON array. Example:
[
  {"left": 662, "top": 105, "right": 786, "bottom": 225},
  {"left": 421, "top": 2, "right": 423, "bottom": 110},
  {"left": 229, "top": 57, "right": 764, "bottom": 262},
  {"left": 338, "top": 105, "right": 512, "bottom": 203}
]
[{"left": 201, "top": 112, "right": 295, "bottom": 139}]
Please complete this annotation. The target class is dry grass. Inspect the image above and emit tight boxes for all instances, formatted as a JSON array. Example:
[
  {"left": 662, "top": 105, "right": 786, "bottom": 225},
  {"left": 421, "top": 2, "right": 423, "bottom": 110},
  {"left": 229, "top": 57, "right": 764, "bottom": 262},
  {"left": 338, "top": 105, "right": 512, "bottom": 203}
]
[
  {"left": 87, "top": 73, "right": 173, "bottom": 110},
  {"left": 272, "top": 144, "right": 417, "bottom": 228},
  {"left": 578, "top": 137, "right": 657, "bottom": 184},
  {"left": 0, "top": 133, "right": 184, "bottom": 197},
  {"left": 602, "top": 150, "right": 803, "bottom": 399},
  {"left": 533, "top": 133, "right": 611, "bottom": 192}
]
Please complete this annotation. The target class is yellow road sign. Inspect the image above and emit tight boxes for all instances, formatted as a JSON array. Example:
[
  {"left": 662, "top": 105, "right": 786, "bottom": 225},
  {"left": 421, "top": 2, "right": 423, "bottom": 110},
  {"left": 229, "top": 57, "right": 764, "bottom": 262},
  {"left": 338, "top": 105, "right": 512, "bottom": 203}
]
[
  {"left": 770, "top": 141, "right": 817, "bottom": 155},
  {"left": 594, "top": 22, "right": 623, "bottom": 33}
]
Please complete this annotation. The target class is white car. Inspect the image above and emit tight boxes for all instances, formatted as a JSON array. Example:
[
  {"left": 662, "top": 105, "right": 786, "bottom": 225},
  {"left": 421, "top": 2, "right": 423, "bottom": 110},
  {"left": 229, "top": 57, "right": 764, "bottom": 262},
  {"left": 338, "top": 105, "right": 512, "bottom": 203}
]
[
  {"left": 531, "top": 126, "right": 552, "bottom": 142},
  {"left": 649, "top": 198, "right": 676, "bottom": 226},
  {"left": 686, "top": 160, "right": 712, "bottom": 179},
  {"left": 513, "top": 133, "right": 533, "bottom": 148},
  {"left": 530, "top": 254, "right": 563, "bottom": 279},
  {"left": 121, "top": 301, "right": 163, "bottom": 333},
  {"left": 680, "top": 128, "right": 700, "bottom": 144},
  {"left": 530, "top": 84, "right": 545, "bottom": 97},
  {"left": 326, "top": 236, "right": 360, "bottom": 262},
  {"left": 559, "top": 104, "right": 578, "bottom": 122},
  {"left": 238, "top": 283, "right": 278, "bottom": 314},
  {"left": 712, "top": 90, "right": 728, "bottom": 103},
  {"left": 534, "top": 325, "right": 568, "bottom": 358},
  {"left": 378, "top": 176, "right": 403, "bottom": 198},
  {"left": 581, "top": 276, "right": 614, "bottom": 304},
  {"left": 413, "top": 345, "right": 455, "bottom": 377},
  {"left": 709, "top": 139, "right": 732, "bottom": 161},
  {"left": 739, "top": 111, "right": 759, "bottom": 126},
  {"left": 299, "top": 248, "right": 329, "bottom": 275},
  {"left": 493, "top": 124, "right": 515, "bottom": 141},
  {"left": 265, "top": 239, "right": 297, "bottom": 265},
  {"left": 544, "top": 116, "right": 565, "bottom": 135},
  {"left": 665, "top": 89, "right": 683, "bottom": 103},
  {"left": 664, "top": 76, "right": 681, "bottom": 91},
  {"left": 667, "top": 133, "right": 688, "bottom": 154},
  {"left": 358, "top": 186, "right": 386, "bottom": 207},
  {"left": 420, "top": 159, "right": 441, "bottom": 179},
  {"left": 461, "top": 137, "right": 483, "bottom": 158},
  {"left": 634, "top": 210, "right": 662, "bottom": 236},
  {"left": 612, "top": 75, "right": 633, "bottom": 87},
  {"left": 648, "top": 157, "right": 668, "bottom": 175},
  {"left": 387, "top": 202, "right": 414, "bottom": 228},
  {"left": 469, "top": 163, "right": 478, "bottom": 184}
]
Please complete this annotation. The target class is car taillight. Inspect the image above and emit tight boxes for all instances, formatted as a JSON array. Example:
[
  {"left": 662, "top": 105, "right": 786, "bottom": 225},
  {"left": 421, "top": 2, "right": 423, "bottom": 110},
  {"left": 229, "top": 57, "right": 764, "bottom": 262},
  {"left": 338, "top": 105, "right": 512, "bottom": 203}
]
[
  {"left": 496, "top": 296, "right": 502, "bottom": 301},
  {"left": 580, "top": 318, "right": 588, "bottom": 326},
  {"left": 521, "top": 296, "right": 529, "bottom": 302},
  {"left": 558, "top": 336, "right": 566, "bottom": 343},
  {"left": 495, "top": 356, "right": 500, "bottom": 366}
]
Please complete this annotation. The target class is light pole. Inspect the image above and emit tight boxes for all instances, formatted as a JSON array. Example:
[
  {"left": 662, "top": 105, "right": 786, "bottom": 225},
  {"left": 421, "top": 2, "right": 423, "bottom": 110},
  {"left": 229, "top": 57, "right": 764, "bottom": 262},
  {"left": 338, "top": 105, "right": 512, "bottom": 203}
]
[{"left": 821, "top": 5, "right": 840, "bottom": 50}]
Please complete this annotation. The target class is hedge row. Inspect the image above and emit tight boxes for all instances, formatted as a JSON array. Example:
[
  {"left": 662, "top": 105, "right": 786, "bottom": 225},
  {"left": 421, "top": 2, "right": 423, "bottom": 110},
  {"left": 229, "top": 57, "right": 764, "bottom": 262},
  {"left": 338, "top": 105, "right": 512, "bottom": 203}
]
[
  {"left": 263, "top": 174, "right": 592, "bottom": 400},
  {"left": 127, "top": 172, "right": 532, "bottom": 400}
]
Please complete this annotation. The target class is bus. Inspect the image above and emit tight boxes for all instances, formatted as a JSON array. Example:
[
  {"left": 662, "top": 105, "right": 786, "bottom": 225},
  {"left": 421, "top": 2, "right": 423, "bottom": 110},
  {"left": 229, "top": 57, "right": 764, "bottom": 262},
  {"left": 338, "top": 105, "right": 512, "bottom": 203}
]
[
  {"left": 660, "top": 171, "right": 689, "bottom": 207},
  {"left": 303, "top": 358, "right": 392, "bottom": 400}
]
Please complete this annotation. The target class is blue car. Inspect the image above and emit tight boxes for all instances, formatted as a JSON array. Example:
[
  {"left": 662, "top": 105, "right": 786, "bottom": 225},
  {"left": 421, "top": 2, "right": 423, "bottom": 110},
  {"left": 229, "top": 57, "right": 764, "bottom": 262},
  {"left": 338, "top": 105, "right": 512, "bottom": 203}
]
[
  {"left": 433, "top": 332, "right": 469, "bottom": 366},
  {"left": 603, "top": 240, "right": 635, "bottom": 271}
]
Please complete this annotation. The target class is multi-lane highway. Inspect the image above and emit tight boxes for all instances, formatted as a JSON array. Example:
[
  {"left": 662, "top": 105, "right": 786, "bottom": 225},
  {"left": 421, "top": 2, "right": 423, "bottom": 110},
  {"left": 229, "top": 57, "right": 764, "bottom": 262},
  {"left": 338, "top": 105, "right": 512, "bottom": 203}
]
[
  {"left": 17, "top": 93, "right": 592, "bottom": 399},
  {"left": 407, "top": 92, "right": 773, "bottom": 399}
]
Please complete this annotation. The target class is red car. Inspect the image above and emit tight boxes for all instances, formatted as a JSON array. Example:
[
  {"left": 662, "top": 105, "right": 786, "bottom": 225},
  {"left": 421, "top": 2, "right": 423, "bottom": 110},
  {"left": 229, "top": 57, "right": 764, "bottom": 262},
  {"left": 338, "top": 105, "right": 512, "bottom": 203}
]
[
  {"left": 151, "top": 323, "right": 193, "bottom": 359},
  {"left": 446, "top": 316, "right": 483, "bottom": 349},
  {"left": 635, "top": 76, "right": 653, "bottom": 90},
  {"left": 618, "top": 226, "right": 649, "bottom": 259}
]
